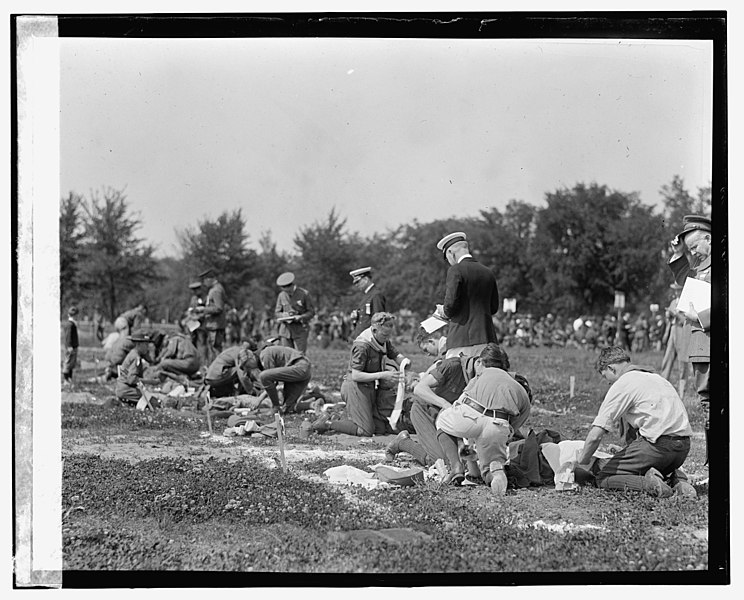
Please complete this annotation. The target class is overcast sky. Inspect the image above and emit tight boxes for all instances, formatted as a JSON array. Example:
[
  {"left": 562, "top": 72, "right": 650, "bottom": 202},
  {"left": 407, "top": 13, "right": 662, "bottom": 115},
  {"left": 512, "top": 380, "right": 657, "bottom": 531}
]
[{"left": 60, "top": 37, "right": 713, "bottom": 257}]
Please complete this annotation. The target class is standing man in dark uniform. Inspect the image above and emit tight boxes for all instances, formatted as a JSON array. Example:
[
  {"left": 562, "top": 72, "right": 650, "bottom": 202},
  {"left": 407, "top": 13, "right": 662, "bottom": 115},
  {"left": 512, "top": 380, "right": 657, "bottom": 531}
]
[
  {"left": 668, "top": 215, "right": 712, "bottom": 468},
  {"left": 434, "top": 232, "right": 500, "bottom": 359},
  {"left": 274, "top": 272, "right": 315, "bottom": 353},
  {"left": 348, "top": 266, "right": 387, "bottom": 339},
  {"left": 196, "top": 269, "right": 226, "bottom": 365}
]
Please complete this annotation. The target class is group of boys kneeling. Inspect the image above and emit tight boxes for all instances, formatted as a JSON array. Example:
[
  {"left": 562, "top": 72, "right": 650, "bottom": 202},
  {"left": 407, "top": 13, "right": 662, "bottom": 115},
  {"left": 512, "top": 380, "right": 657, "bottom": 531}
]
[
  {"left": 311, "top": 311, "right": 699, "bottom": 499},
  {"left": 112, "top": 311, "right": 699, "bottom": 500}
]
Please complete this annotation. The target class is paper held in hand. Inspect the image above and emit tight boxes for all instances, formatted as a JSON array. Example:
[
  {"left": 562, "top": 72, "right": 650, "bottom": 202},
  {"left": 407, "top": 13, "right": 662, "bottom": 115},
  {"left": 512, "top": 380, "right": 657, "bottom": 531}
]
[
  {"left": 678, "top": 277, "right": 711, "bottom": 315},
  {"left": 420, "top": 314, "right": 447, "bottom": 334}
]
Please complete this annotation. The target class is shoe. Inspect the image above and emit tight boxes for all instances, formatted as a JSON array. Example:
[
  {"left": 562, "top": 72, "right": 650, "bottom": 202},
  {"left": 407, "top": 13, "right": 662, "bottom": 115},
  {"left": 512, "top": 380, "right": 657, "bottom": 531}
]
[
  {"left": 672, "top": 481, "right": 698, "bottom": 499},
  {"left": 384, "top": 430, "right": 410, "bottom": 462},
  {"left": 311, "top": 412, "right": 332, "bottom": 433},
  {"left": 444, "top": 464, "right": 465, "bottom": 486},
  {"left": 464, "top": 473, "right": 486, "bottom": 486},
  {"left": 644, "top": 467, "right": 673, "bottom": 498}
]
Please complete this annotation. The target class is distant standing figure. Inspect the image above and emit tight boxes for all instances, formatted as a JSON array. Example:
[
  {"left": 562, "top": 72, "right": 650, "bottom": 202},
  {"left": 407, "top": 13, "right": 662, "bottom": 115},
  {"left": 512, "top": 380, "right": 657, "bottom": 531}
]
[
  {"left": 92, "top": 306, "right": 105, "bottom": 343},
  {"left": 434, "top": 232, "right": 500, "bottom": 359},
  {"left": 61, "top": 306, "right": 79, "bottom": 385},
  {"left": 274, "top": 272, "right": 315, "bottom": 353},
  {"left": 348, "top": 267, "right": 387, "bottom": 339},
  {"left": 197, "top": 269, "right": 226, "bottom": 365},
  {"left": 661, "top": 282, "right": 691, "bottom": 396}
]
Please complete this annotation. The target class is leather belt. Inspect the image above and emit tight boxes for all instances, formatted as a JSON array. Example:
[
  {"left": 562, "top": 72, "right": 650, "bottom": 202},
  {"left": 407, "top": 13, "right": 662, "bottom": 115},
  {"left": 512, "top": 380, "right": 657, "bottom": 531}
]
[{"left": 460, "top": 396, "right": 511, "bottom": 421}]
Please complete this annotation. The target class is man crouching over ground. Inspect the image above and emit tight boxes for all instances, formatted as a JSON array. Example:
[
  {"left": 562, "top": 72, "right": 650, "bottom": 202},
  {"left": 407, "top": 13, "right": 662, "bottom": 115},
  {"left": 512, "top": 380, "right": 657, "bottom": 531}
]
[
  {"left": 435, "top": 345, "right": 531, "bottom": 494},
  {"left": 576, "top": 346, "right": 697, "bottom": 498},
  {"left": 313, "top": 311, "right": 409, "bottom": 436}
]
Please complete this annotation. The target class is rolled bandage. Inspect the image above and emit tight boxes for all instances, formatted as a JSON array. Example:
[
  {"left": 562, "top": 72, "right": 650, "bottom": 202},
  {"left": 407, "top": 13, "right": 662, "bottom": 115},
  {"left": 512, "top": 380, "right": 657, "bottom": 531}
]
[{"left": 388, "top": 358, "right": 411, "bottom": 430}]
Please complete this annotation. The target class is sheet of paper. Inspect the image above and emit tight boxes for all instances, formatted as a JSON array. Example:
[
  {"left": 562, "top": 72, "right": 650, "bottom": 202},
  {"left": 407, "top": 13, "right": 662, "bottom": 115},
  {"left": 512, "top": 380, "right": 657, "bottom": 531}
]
[
  {"left": 420, "top": 315, "right": 447, "bottom": 334},
  {"left": 678, "top": 277, "right": 711, "bottom": 314}
]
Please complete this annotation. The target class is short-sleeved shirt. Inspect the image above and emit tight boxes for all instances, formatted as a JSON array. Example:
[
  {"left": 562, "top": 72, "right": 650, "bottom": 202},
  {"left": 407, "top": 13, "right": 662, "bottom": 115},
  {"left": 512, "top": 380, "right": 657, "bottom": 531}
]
[
  {"left": 592, "top": 369, "right": 692, "bottom": 443},
  {"left": 349, "top": 330, "right": 399, "bottom": 375},
  {"left": 462, "top": 367, "right": 531, "bottom": 431},
  {"left": 429, "top": 356, "right": 475, "bottom": 403}
]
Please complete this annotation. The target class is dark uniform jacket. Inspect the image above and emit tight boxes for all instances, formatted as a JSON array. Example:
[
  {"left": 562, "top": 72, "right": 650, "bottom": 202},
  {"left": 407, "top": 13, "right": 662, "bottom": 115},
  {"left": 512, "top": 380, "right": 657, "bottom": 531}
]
[
  {"left": 275, "top": 286, "right": 315, "bottom": 339},
  {"left": 62, "top": 318, "right": 79, "bottom": 349},
  {"left": 351, "top": 284, "right": 387, "bottom": 339},
  {"left": 204, "top": 282, "right": 226, "bottom": 331},
  {"left": 442, "top": 257, "right": 499, "bottom": 349},
  {"left": 669, "top": 254, "right": 711, "bottom": 362}
]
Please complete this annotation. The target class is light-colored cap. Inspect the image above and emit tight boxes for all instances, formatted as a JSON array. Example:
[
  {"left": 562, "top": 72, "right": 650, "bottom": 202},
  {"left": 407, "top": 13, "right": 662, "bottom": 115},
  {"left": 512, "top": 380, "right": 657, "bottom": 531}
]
[
  {"left": 349, "top": 267, "right": 372, "bottom": 282},
  {"left": 276, "top": 272, "right": 295, "bottom": 287},
  {"left": 436, "top": 232, "right": 467, "bottom": 253}
]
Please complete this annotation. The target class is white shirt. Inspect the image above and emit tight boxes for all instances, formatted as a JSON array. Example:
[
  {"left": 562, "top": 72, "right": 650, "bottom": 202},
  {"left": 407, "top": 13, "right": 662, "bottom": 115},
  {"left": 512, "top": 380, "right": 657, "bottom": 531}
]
[
  {"left": 364, "top": 282, "right": 375, "bottom": 294},
  {"left": 457, "top": 253, "right": 473, "bottom": 264},
  {"left": 593, "top": 370, "right": 693, "bottom": 443}
]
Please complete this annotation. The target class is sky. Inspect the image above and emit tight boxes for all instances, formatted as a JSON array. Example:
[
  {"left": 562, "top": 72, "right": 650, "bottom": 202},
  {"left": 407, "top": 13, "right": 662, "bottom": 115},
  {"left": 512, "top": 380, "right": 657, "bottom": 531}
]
[{"left": 59, "top": 35, "right": 713, "bottom": 258}]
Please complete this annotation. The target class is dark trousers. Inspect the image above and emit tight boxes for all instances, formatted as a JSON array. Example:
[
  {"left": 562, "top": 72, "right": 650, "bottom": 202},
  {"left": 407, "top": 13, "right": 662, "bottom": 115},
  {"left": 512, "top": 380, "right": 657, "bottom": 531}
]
[
  {"left": 595, "top": 434, "right": 690, "bottom": 493},
  {"left": 410, "top": 400, "right": 446, "bottom": 463},
  {"left": 206, "top": 329, "right": 225, "bottom": 365},
  {"left": 258, "top": 360, "right": 312, "bottom": 411}
]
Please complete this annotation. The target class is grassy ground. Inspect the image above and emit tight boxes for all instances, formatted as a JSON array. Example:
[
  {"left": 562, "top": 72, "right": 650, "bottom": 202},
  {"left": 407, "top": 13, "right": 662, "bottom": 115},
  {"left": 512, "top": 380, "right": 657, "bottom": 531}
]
[{"left": 61, "top": 340, "right": 711, "bottom": 580}]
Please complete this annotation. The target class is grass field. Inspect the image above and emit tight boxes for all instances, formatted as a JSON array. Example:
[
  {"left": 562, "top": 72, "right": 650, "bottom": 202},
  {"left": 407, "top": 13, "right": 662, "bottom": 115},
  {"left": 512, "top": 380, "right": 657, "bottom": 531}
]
[{"left": 61, "top": 339, "right": 714, "bottom": 583}]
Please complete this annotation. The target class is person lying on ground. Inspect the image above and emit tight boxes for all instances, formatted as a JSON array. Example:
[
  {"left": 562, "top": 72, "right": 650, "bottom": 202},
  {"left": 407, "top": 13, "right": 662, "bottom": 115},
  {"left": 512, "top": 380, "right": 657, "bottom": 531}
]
[
  {"left": 252, "top": 342, "right": 312, "bottom": 414},
  {"left": 204, "top": 343, "right": 261, "bottom": 399},
  {"left": 312, "top": 312, "right": 409, "bottom": 437},
  {"left": 115, "top": 333, "right": 158, "bottom": 404},
  {"left": 153, "top": 331, "right": 200, "bottom": 380},
  {"left": 575, "top": 346, "right": 697, "bottom": 498},
  {"left": 436, "top": 347, "right": 532, "bottom": 495}
]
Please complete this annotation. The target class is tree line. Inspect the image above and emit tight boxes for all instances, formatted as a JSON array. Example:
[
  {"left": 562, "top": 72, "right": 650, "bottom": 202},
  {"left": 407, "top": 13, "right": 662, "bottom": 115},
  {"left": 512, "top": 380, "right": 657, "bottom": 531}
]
[{"left": 59, "top": 177, "right": 710, "bottom": 323}]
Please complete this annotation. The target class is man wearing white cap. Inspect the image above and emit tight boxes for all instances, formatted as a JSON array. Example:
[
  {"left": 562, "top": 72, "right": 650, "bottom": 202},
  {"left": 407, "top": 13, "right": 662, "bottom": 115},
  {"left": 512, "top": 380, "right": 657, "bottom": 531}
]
[
  {"left": 434, "top": 232, "right": 500, "bottom": 359},
  {"left": 349, "top": 267, "right": 387, "bottom": 339},
  {"left": 275, "top": 272, "right": 315, "bottom": 353}
]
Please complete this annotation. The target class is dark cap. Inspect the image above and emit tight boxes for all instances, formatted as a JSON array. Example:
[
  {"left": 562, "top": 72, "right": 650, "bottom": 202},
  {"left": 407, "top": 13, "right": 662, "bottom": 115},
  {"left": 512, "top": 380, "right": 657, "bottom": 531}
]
[
  {"left": 198, "top": 268, "right": 214, "bottom": 279},
  {"left": 677, "top": 215, "right": 711, "bottom": 240}
]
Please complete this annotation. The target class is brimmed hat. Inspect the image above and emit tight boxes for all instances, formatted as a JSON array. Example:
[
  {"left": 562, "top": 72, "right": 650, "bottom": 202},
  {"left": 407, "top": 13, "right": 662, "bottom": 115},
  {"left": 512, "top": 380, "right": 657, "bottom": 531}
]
[
  {"left": 349, "top": 267, "right": 372, "bottom": 283},
  {"left": 198, "top": 268, "right": 214, "bottom": 279},
  {"left": 276, "top": 272, "right": 295, "bottom": 287},
  {"left": 436, "top": 232, "right": 467, "bottom": 254},
  {"left": 188, "top": 281, "right": 202, "bottom": 290},
  {"left": 677, "top": 214, "right": 711, "bottom": 240}
]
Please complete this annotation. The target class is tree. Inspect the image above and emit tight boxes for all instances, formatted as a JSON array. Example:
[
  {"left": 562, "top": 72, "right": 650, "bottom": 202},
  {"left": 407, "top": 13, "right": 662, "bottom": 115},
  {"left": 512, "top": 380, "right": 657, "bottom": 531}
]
[
  {"left": 529, "top": 183, "right": 666, "bottom": 315},
  {"left": 75, "top": 187, "right": 158, "bottom": 321},
  {"left": 244, "top": 230, "right": 292, "bottom": 312},
  {"left": 59, "top": 192, "right": 85, "bottom": 312},
  {"left": 177, "top": 209, "right": 257, "bottom": 306},
  {"left": 293, "top": 208, "right": 357, "bottom": 309}
]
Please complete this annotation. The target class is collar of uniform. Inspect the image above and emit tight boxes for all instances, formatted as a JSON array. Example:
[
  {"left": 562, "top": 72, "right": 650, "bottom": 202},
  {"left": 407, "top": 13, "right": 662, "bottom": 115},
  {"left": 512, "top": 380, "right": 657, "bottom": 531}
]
[
  {"left": 457, "top": 253, "right": 473, "bottom": 264},
  {"left": 364, "top": 282, "right": 375, "bottom": 294}
]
